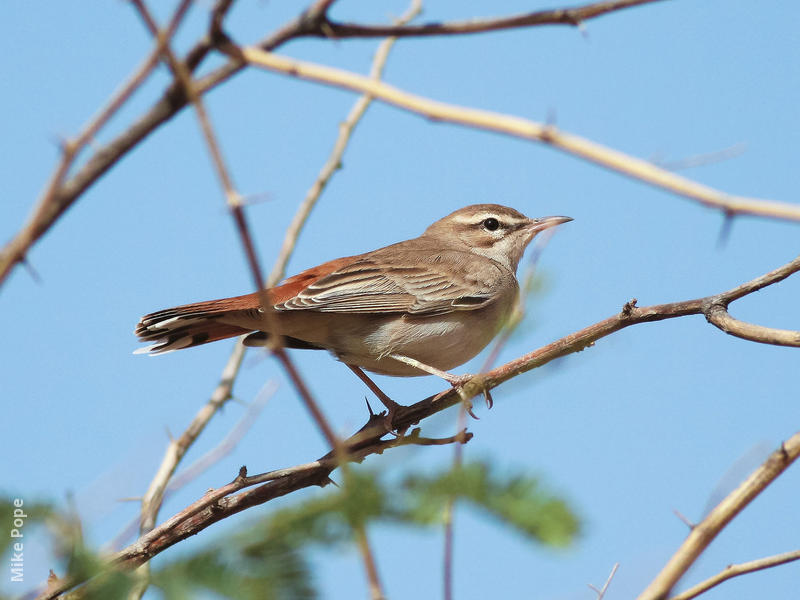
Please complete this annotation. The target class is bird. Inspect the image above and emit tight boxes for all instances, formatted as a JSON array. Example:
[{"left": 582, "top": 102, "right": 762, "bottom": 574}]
[{"left": 135, "top": 204, "right": 571, "bottom": 414}]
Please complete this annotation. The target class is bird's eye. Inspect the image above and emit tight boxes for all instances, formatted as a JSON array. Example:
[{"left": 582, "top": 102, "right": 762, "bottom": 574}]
[{"left": 482, "top": 217, "right": 500, "bottom": 231}]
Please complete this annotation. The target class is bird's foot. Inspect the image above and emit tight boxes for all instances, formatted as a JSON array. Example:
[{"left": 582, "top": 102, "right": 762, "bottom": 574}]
[
  {"left": 364, "top": 395, "right": 406, "bottom": 435},
  {"left": 349, "top": 365, "right": 409, "bottom": 434},
  {"left": 386, "top": 354, "right": 495, "bottom": 413}
]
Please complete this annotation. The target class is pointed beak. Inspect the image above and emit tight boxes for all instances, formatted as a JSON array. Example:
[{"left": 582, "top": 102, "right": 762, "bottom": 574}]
[{"left": 526, "top": 215, "right": 573, "bottom": 234}]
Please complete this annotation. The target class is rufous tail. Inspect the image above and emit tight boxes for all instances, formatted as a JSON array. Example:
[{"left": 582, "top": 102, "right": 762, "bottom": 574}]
[{"left": 134, "top": 294, "right": 259, "bottom": 355}]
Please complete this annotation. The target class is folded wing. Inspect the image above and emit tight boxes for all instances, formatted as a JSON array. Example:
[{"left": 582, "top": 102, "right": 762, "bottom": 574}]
[{"left": 276, "top": 251, "right": 500, "bottom": 316}]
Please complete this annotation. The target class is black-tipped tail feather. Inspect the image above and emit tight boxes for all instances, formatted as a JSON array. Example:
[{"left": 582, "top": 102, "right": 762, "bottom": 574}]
[
  {"left": 135, "top": 310, "right": 252, "bottom": 355},
  {"left": 135, "top": 301, "right": 323, "bottom": 355}
]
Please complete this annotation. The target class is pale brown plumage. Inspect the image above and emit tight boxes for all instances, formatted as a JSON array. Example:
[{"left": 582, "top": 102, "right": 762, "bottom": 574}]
[{"left": 135, "top": 204, "right": 571, "bottom": 377}]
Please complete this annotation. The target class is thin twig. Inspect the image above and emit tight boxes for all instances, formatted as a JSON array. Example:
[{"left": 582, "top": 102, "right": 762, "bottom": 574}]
[
  {"left": 230, "top": 45, "right": 800, "bottom": 223},
  {"left": 0, "top": 0, "right": 193, "bottom": 285},
  {"left": 480, "top": 226, "right": 559, "bottom": 372},
  {"left": 142, "top": 0, "right": 385, "bottom": 593},
  {"left": 704, "top": 304, "right": 800, "bottom": 347},
  {"left": 321, "top": 0, "right": 664, "bottom": 38},
  {"left": 443, "top": 402, "right": 469, "bottom": 600},
  {"left": 108, "top": 378, "right": 274, "bottom": 551},
  {"left": 636, "top": 435, "right": 800, "bottom": 600},
  {"left": 137, "top": 341, "right": 246, "bottom": 532},
  {"left": 35, "top": 421, "right": 470, "bottom": 599},
  {"left": 273, "top": 350, "right": 386, "bottom": 599},
  {"left": 0, "top": 0, "right": 752, "bottom": 288},
  {"left": 667, "top": 549, "right": 800, "bottom": 600},
  {"left": 124, "top": 3, "right": 250, "bottom": 597},
  {"left": 139, "top": 0, "right": 284, "bottom": 347},
  {"left": 588, "top": 563, "right": 620, "bottom": 600},
  {"left": 34, "top": 291, "right": 797, "bottom": 597},
  {"left": 168, "top": 385, "right": 274, "bottom": 489},
  {"left": 268, "top": 0, "right": 423, "bottom": 285},
  {"left": 130, "top": 0, "right": 240, "bottom": 212},
  {"left": 482, "top": 254, "right": 800, "bottom": 392}
]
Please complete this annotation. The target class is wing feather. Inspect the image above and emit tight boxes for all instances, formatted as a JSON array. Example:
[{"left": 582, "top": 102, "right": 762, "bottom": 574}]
[{"left": 275, "top": 251, "right": 504, "bottom": 315}]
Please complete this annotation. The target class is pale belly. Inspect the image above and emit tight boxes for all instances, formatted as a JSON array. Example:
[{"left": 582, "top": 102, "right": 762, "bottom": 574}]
[
  {"left": 328, "top": 299, "right": 514, "bottom": 376},
  {"left": 235, "top": 290, "right": 518, "bottom": 377}
]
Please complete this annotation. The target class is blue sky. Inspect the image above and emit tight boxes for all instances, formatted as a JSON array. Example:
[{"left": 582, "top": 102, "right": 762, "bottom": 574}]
[{"left": 3, "top": 1, "right": 799, "bottom": 599}]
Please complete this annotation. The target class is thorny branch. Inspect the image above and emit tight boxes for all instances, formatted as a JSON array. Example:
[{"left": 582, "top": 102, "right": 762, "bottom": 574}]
[
  {"left": 667, "top": 549, "right": 800, "bottom": 600},
  {"left": 109, "top": 380, "right": 274, "bottom": 552},
  {"left": 123, "top": 1, "right": 258, "bottom": 596},
  {"left": 10, "top": 0, "right": 800, "bottom": 598},
  {"left": 268, "top": 0, "right": 422, "bottom": 285},
  {"left": 38, "top": 420, "right": 472, "bottom": 600},
  {"left": 637, "top": 433, "right": 800, "bottom": 600},
  {"left": 36, "top": 251, "right": 800, "bottom": 599},
  {"left": 229, "top": 44, "right": 800, "bottom": 224},
  {"left": 2, "top": 0, "right": 794, "bottom": 287},
  {"left": 128, "top": 0, "right": 424, "bottom": 595},
  {"left": 0, "top": 0, "right": 194, "bottom": 284},
  {"left": 320, "top": 0, "right": 665, "bottom": 38},
  {"left": 136, "top": 343, "right": 246, "bottom": 534}
]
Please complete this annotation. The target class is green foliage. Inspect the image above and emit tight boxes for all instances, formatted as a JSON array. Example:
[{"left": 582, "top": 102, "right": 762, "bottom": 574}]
[
  {"left": 402, "top": 461, "right": 579, "bottom": 547},
  {"left": 0, "top": 497, "right": 137, "bottom": 600},
  {"left": 0, "top": 462, "right": 577, "bottom": 598},
  {"left": 150, "top": 461, "right": 577, "bottom": 597},
  {"left": 72, "top": 568, "right": 137, "bottom": 600},
  {"left": 243, "top": 461, "right": 578, "bottom": 550},
  {"left": 258, "top": 470, "right": 387, "bottom": 548},
  {"left": 153, "top": 537, "right": 314, "bottom": 600}
]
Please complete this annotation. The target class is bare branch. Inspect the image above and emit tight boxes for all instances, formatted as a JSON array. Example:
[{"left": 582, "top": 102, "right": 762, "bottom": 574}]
[
  {"left": 696, "top": 256, "right": 800, "bottom": 346},
  {"left": 0, "top": 0, "right": 296, "bottom": 287},
  {"left": 161, "top": 0, "right": 389, "bottom": 592},
  {"left": 588, "top": 563, "right": 620, "bottom": 600},
  {"left": 36, "top": 413, "right": 470, "bottom": 599},
  {"left": 36, "top": 249, "right": 800, "bottom": 599},
  {"left": 668, "top": 549, "right": 800, "bottom": 600},
  {"left": 137, "top": 342, "right": 246, "bottom": 534},
  {"left": 273, "top": 349, "right": 387, "bottom": 598},
  {"left": 108, "top": 365, "right": 269, "bottom": 553},
  {"left": 0, "top": 0, "right": 194, "bottom": 285},
  {"left": 322, "top": 0, "right": 666, "bottom": 38},
  {"left": 230, "top": 45, "right": 800, "bottom": 223},
  {"left": 443, "top": 401, "right": 470, "bottom": 600},
  {"left": 128, "top": 0, "right": 280, "bottom": 600},
  {"left": 467, "top": 258, "right": 797, "bottom": 399},
  {"left": 705, "top": 304, "right": 800, "bottom": 347},
  {"left": 268, "top": 0, "right": 422, "bottom": 285},
  {"left": 0, "top": 0, "right": 757, "bottom": 288},
  {"left": 636, "top": 434, "right": 800, "bottom": 600}
]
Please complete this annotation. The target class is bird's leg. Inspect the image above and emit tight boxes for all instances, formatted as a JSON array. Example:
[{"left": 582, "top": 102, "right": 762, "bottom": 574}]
[
  {"left": 346, "top": 364, "right": 403, "bottom": 429},
  {"left": 388, "top": 354, "right": 493, "bottom": 412},
  {"left": 387, "top": 354, "right": 470, "bottom": 386}
]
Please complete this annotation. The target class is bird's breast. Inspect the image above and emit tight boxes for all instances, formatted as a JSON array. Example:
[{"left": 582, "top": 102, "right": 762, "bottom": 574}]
[{"left": 332, "top": 295, "right": 516, "bottom": 376}]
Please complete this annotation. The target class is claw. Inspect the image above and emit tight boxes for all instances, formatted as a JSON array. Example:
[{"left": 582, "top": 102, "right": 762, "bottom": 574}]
[{"left": 466, "top": 403, "right": 480, "bottom": 420}]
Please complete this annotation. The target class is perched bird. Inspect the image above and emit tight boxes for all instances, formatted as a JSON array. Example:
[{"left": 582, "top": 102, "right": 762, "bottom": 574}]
[{"left": 135, "top": 204, "right": 570, "bottom": 412}]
